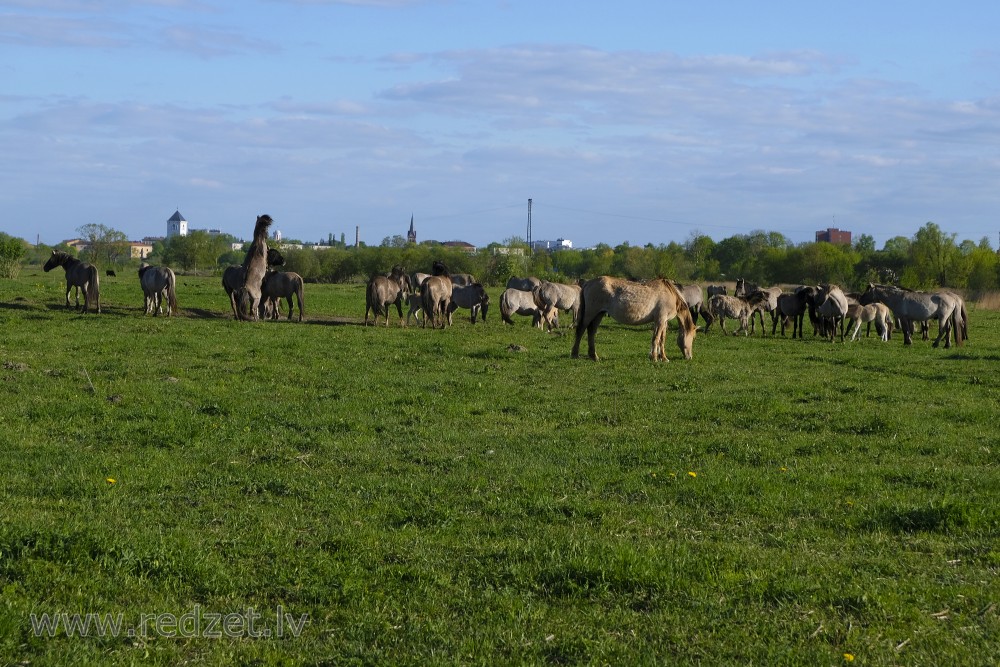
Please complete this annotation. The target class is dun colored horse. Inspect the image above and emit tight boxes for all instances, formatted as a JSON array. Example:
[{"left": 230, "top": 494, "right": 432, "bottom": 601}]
[
  {"left": 572, "top": 277, "right": 696, "bottom": 361},
  {"left": 43, "top": 251, "right": 100, "bottom": 314},
  {"left": 138, "top": 265, "right": 178, "bottom": 316},
  {"left": 260, "top": 271, "right": 305, "bottom": 322}
]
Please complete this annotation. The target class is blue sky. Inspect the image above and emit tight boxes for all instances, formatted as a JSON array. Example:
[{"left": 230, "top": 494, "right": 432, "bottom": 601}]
[{"left": 3, "top": 1, "right": 1000, "bottom": 249}]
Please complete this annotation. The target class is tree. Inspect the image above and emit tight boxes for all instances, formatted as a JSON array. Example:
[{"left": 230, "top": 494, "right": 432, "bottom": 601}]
[
  {"left": 911, "top": 222, "right": 958, "bottom": 287},
  {"left": 380, "top": 235, "right": 408, "bottom": 248},
  {"left": 161, "top": 231, "right": 230, "bottom": 271},
  {"left": 78, "top": 223, "right": 129, "bottom": 267},
  {"left": 0, "top": 233, "right": 26, "bottom": 278},
  {"left": 853, "top": 234, "right": 876, "bottom": 257}
]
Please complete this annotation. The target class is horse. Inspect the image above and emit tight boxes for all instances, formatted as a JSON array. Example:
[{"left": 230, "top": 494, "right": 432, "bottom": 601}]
[
  {"left": 405, "top": 293, "right": 425, "bottom": 325},
  {"left": 771, "top": 288, "right": 810, "bottom": 338},
  {"left": 500, "top": 288, "right": 557, "bottom": 329},
  {"left": 449, "top": 283, "right": 490, "bottom": 323},
  {"left": 677, "top": 283, "right": 713, "bottom": 328},
  {"left": 365, "top": 273, "right": 411, "bottom": 326},
  {"left": 43, "top": 251, "right": 101, "bottom": 314},
  {"left": 421, "top": 275, "right": 453, "bottom": 329},
  {"left": 815, "top": 284, "right": 849, "bottom": 342},
  {"left": 706, "top": 284, "right": 727, "bottom": 298},
  {"left": 234, "top": 214, "right": 273, "bottom": 321},
  {"left": 138, "top": 265, "right": 178, "bottom": 316},
  {"left": 734, "top": 278, "right": 760, "bottom": 298},
  {"left": 106, "top": 270, "right": 117, "bottom": 277},
  {"left": 860, "top": 283, "right": 964, "bottom": 348},
  {"left": 747, "top": 286, "right": 781, "bottom": 334},
  {"left": 222, "top": 248, "right": 285, "bottom": 320},
  {"left": 506, "top": 276, "right": 542, "bottom": 292},
  {"left": 847, "top": 302, "right": 893, "bottom": 341},
  {"left": 572, "top": 277, "right": 697, "bottom": 362},
  {"left": 450, "top": 273, "right": 476, "bottom": 287},
  {"left": 260, "top": 271, "right": 305, "bottom": 322},
  {"left": 532, "top": 281, "right": 582, "bottom": 330},
  {"left": 707, "top": 292, "right": 769, "bottom": 336}
]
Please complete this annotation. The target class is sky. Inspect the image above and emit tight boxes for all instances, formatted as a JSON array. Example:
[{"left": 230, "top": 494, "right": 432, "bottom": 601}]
[{"left": 2, "top": 1, "right": 1000, "bottom": 249}]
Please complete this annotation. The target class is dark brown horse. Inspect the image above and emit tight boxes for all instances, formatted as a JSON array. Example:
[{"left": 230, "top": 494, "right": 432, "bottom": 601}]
[{"left": 44, "top": 251, "right": 101, "bottom": 314}]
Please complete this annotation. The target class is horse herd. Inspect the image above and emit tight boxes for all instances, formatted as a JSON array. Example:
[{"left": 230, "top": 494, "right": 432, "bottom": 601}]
[
  {"left": 38, "top": 215, "right": 969, "bottom": 362},
  {"left": 364, "top": 267, "right": 970, "bottom": 361}
]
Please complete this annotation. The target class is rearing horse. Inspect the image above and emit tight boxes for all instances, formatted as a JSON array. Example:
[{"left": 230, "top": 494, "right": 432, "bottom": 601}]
[{"left": 43, "top": 251, "right": 101, "bottom": 314}]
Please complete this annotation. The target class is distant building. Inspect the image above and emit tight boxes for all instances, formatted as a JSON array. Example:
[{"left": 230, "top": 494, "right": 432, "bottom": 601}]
[
  {"left": 128, "top": 242, "right": 153, "bottom": 259},
  {"left": 816, "top": 227, "right": 852, "bottom": 245},
  {"left": 442, "top": 240, "right": 477, "bottom": 253},
  {"left": 166, "top": 210, "right": 188, "bottom": 238},
  {"left": 62, "top": 239, "right": 89, "bottom": 253},
  {"left": 407, "top": 215, "right": 416, "bottom": 244},
  {"left": 531, "top": 238, "right": 573, "bottom": 251}
]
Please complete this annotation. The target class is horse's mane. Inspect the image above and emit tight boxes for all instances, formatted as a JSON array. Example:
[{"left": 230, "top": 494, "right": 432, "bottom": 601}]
[{"left": 241, "top": 214, "right": 273, "bottom": 270}]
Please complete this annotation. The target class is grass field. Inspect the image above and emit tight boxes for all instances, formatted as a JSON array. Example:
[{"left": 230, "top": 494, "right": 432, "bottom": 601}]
[{"left": 1, "top": 270, "right": 998, "bottom": 665}]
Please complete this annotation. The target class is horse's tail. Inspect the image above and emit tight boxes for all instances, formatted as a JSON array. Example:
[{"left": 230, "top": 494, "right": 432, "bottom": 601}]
[
  {"left": 953, "top": 302, "right": 965, "bottom": 347},
  {"left": 88, "top": 266, "right": 100, "bottom": 313},
  {"left": 163, "top": 269, "right": 177, "bottom": 315},
  {"left": 296, "top": 278, "right": 305, "bottom": 321}
]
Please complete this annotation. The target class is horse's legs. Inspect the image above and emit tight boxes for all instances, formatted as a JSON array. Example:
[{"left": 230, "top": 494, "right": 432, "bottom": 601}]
[{"left": 587, "top": 313, "right": 605, "bottom": 360}]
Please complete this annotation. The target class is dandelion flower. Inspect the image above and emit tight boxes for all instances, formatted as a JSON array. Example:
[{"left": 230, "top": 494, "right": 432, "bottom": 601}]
[
  {"left": 843, "top": 654, "right": 855, "bottom": 662},
  {"left": 106, "top": 478, "right": 116, "bottom": 484},
  {"left": 688, "top": 471, "right": 697, "bottom": 478}
]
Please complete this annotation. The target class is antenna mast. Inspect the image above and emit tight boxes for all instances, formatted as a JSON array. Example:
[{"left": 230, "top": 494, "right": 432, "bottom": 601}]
[{"left": 526, "top": 198, "right": 532, "bottom": 250}]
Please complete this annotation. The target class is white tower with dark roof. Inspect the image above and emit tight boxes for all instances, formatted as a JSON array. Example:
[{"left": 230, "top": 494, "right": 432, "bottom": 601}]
[{"left": 166, "top": 210, "right": 188, "bottom": 238}]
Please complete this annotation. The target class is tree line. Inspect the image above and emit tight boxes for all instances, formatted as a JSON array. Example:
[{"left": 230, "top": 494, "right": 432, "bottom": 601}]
[{"left": 5, "top": 221, "right": 999, "bottom": 293}]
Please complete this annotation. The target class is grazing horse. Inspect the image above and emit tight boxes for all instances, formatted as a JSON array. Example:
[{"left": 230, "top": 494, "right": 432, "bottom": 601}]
[
  {"left": 43, "top": 251, "right": 100, "bottom": 314},
  {"left": 707, "top": 292, "right": 768, "bottom": 336},
  {"left": 449, "top": 283, "right": 490, "bottom": 323},
  {"left": 860, "top": 283, "right": 964, "bottom": 348},
  {"left": 506, "top": 276, "right": 542, "bottom": 292},
  {"left": 572, "top": 277, "right": 697, "bottom": 362},
  {"left": 500, "top": 288, "right": 557, "bottom": 329},
  {"left": 421, "top": 275, "right": 454, "bottom": 329},
  {"left": 706, "top": 284, "right": 727, "bottom": 298},
  {"left": 106, "top": 270, "right": 117, "bottom": 277},
  {"left": 260, "top": 271, "right": 305, "bottom": 322},
  {"left": 847, "top": 302, "right": 893, "bottom": 341},
  {"left": 222, "top": 248, "right": 285, "bottom": 320},
  {"left": 532, "top": 281, "right": 582, "bottom": 330},
  {"left": 138, "top": 265, "right": 178, "bottom": 316},
  {"left": 815, "top": 284, "right": 849, "bottom": 342},
  {"left": 365, "top": 273, "right": 411, "bottom": 326},
  {"left": 234, "top": 214, "right": 274, "bottom": 321}
]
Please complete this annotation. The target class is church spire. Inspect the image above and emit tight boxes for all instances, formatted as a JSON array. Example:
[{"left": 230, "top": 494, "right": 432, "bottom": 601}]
[{"left": 407, "top": 214, "right": 416, "bottom": 244}]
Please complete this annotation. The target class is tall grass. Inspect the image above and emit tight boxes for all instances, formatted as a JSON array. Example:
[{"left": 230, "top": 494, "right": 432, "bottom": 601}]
[{"left": 1, "top": 270, "right": 998, "bottom": 665}]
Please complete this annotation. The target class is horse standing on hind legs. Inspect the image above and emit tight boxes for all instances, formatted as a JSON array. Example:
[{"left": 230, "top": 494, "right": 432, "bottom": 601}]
[
  {"left": 571, "top": 276, "right": 697, "bottom": 361},
  {"left": 43, "top": 251, "right": 101, "bottom": 314},
  {"left": 235, "top": 214, "right": 273, "bottom": 321}
]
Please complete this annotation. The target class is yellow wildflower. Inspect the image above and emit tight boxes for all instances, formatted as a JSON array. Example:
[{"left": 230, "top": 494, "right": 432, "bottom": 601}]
[
  {"left": 106, "top": 478, "right": 116, "bottom": 484},
  {"left": 688, "top": 471, "right": 697, "bottom": 478}
]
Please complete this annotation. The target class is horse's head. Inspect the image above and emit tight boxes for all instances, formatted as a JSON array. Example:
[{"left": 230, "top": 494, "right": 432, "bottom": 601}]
[
  {"left": 676, "top": 316, "right": 697, "bottom": 360},
  {"left": 266, "top": 248, "right": 285, "bottom": 267},
  {"left": 43, "top": 251, "right": 66, "bottom": 272}
]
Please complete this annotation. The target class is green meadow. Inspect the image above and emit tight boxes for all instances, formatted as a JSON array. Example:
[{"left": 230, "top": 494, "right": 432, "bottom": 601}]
[{"left": 1, "top": 270, "right": 998, "bottom": 665}]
